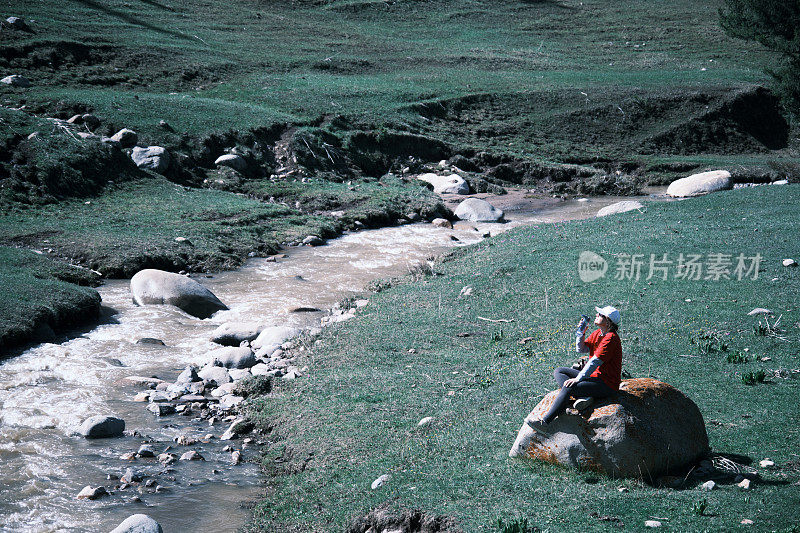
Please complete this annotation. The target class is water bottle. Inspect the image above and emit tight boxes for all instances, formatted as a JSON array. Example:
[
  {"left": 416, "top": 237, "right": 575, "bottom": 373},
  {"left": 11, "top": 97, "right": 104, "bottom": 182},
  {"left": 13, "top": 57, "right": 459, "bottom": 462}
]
[{"left": 576, "top": 314, "right": 590, "bottom": 336}]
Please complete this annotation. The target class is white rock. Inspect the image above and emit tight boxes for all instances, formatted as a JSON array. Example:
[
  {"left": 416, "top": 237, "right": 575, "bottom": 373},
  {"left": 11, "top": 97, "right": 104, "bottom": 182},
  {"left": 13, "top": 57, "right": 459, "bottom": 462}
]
[
  {"left": 131, "top": 269, "right": 227, "bottom": 318},
  {"left": 454, "top": 198, "right": 504, "bottom": 222},
  {"left": 747, "top": 308, "right": 772, "bottom": 316},
  {"left": 666, "top": 170, "right": 731, "bottom": 197},
  {"left": 198, "top": 365, "right": 231, "bottom": 384},
  {"left": 644, "top": 520, "right": 662, "bottom": 528},
  {"left": 214, "top": 154, "right": 247, "bottom": 172},
  {"left": 431, "top": 218, "right": 453, "bottom": 229},
  {"left": 760, "top": 458, "right": 775, "bottom": 468},
  {"left": 229, "top": 368, "right": 251, "bottom": 381},
  {"left": 596, "top": 200, "right": 644, "bottom": 217},
  {"left": 131, "top": 146, "right": 171, "bottom": 173},
  {"left": 701, "top": 480, "right": 716, "bottom": 491},
  {"left": 179, "top": 450, "right": 205, "bottom": 461},
  {"left": 77, "top": 485, "right": 108, "bottom": 500},
  {"left": 219, "top": 394, "right": 244, "bottom": 409},
  {"left": 0, "top": 75, "right": 31, "bottom": 87},
  {"left": 772, "top": 179, "right": 789, "bottom": 185},
  {"left": 110, "top": 128, "right": 138, "bottom": 148},
  {"left": 110, "top": 514, "right": 163, "bottom": 533},
  {"left": 371, "top": 474, "right": 390, "bottom": 489},
  {"left": 782, "top": 258, "right": 797, "bottom": 267},
  {"left": 211, "top": 322, "right": 264, "bottom": 346},
  {"left": 207, "top": 346, "right": 256, "bottom": 369},
  {"left": 738, "top": 478, "right": 751, "bottom": 489},
  {"left": 417, "top": 416, "right": 434, "bottom": 427},
  {"left": 459, "top": 286, "right": 473, "bottom": 296},
  {"left": 417, "top": 173, "right": 470, "bottom": 195},
  {"left": 250, "top": 363, "right": 271, "bottom": 376},
  {"left": 251, "top": 326, "right": 301, "bottom": 350}
]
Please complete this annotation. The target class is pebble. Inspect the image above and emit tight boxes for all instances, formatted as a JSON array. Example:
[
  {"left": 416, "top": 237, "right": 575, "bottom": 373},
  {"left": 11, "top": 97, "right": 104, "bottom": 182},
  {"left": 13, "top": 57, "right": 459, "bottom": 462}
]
[
  {"left": 760, "top": 459, "right": 775, "bottom": 468},
  {"left": 417, "top": 417, "right": 434, "bottom": 427},
  {"left": 371, "top": 474, "right": 390, "bottom": 490},
  {"left": 76, "top": 485, "right": 108, "bottom": 500},
  {"left": 120, "top": 452, "right": 137, "bottom": 461},
  {"left": 738, "top": 478, "right": 751, "bottom": 489},
  {"left": 644, "top": 520, "right": 661, "bottom": 528},
  {"left": 157, "top": 453, "right": 177, "bottom": 465},
  {"left": 137, "top": 445, "right": 156, "bottom": 458},
  {"left": 783, "top": 259, "right": 797, "bottom": 267},
  {"left": 701, "top": 480, "right": 716, "bottom": 491},
  {"left": 231, "top": 450, "right": 242, "bottom": 465},
  {"left": 121, "top": 468, "right": 143, "bottom": 484},
  {"left": 741, "top": 519, "right": 754, "bottom": 525},
  {"left": 747, "top": 308, "right": 771, "bottom": 316},
  {"left": 133, "top": 391, "right": 150, "bottom": 402},
  {"left": 180, "top": 450, "right": 205, "bottom": 461},
  {"left": 147, "top": 403, "right": 176, "bottom": 416}
]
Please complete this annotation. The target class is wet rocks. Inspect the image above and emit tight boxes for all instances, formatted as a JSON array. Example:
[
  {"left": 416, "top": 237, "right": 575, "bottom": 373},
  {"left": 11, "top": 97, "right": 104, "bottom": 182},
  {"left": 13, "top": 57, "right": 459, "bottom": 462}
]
[
  {"left": 0, "top": 75, "right": 31, "bottom": 87},
  {"left": 131, "top": 146, "right": 171, "bottom": 173},
  {"left": 175, "top": 365, "right": 201, "bottom": 384},
  {"left": 147, "top": 403, "right": 176, "bottom": 416},
  {"left": 596, "top": 200, "right": 644, "bottom": 217},
  {"left": 130, "top": 269, "right": 228, "bottom": 318},
  {"left": 79, "top": 415, "right": 125, "bottom": 439},
  {"left": 302, "top": 235, "right": 325, "bottom": 246},
  {"left": 157, "top": 453, "right": 177, "bottom": 465},
  {"left": 210, "top": 322, "right": 264, "bottom": 346},
  {"left": 137, "top": 444, "right": 156, "bottom": 458},
  {"left": 110, "top": 514, "right": 163, "bottom": 533},
  {"left": 454, "top": 198, "right": 504, "bottom": 222},
  {"left": 783, "top": 258, "right": 798, "bottom": 267},
  {"left": 251, "top": 326, "right": 301, "bottom": 351},
  {"left": 666, "top": 170, "right": 731, "bottom": 197},
  {"left": 110, "top": 128, "right": 138, "bottom": 148},
  {"left": 198, "top": 365, "right": 232, "bottom": 384},
  {"left": 220, "top": 417, "right": 255, "bottom": 440},
  {"left": 135, "top": 337, "right": 165, "bottom": 346},
  {"left": 431, "top": 218, "right": 453, "bottom": 229},
  {"left": 207, "top": 346, "right": 257, "bottom": 369},
  {"left": 179, "top": 450, "right": 205, "bottom": 461},
  {"left": 76, "top": 485, "right": 108, "bottom": 500}
]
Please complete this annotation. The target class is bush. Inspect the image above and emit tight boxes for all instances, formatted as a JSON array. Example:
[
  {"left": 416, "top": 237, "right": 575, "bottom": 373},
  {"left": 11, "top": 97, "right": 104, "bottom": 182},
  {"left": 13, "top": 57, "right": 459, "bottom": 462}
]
[
  {"left": 720, "top": 0, "right": 800, "bottom": 115},
  {"left": 233, "top": 375, "right": 273, "bottom": 398}
]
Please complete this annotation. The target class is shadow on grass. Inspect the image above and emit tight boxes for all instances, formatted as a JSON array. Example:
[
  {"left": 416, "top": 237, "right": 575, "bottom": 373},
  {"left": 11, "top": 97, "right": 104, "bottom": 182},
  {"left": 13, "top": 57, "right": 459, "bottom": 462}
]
[
  {"left": 139, "top": 0, "right": 178, "bottom": 12},
  {"left": 74, "top": 0, "right": 192, "bottom": 40}
]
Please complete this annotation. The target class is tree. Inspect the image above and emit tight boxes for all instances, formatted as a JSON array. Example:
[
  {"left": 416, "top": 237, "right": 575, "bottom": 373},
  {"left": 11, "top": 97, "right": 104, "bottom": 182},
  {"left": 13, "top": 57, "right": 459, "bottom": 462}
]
[{"left": 719, "top": 0, "right": 800, "bottom": 115}]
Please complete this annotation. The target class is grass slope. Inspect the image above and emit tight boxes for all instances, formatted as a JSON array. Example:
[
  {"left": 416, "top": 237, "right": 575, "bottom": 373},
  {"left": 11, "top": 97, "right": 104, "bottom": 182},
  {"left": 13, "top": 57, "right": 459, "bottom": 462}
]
[{"left": 245, "top": 185, "right": 800, "bottom": 532}]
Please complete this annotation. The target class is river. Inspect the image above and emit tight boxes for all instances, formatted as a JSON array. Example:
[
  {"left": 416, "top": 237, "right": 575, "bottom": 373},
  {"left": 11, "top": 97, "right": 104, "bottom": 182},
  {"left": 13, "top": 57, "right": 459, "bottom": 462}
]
[{"left": 0, "top": 190, "right": 667, "bottom": 532}]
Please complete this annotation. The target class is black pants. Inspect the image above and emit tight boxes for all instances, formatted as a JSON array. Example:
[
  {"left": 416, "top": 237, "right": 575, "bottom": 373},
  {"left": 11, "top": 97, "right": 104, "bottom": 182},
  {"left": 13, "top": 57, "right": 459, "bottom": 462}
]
[{"left": 542, "top": 367, "right": 614, "bottom": 424}]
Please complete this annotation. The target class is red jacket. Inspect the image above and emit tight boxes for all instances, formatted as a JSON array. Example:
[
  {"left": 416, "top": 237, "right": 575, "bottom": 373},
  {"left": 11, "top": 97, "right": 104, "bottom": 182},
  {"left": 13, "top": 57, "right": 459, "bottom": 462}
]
[{"left": 584, "top": 329, "right": 622, "bottom": 390}]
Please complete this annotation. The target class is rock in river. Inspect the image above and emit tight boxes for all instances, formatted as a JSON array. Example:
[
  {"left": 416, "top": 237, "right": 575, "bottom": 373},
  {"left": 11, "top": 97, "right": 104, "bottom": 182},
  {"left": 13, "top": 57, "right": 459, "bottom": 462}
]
[
  {"left": 79, "top": 415, "right": 125, "bottom": 438},
  {"left": 207, "top": 346, "right": 256, "bottom": 369},
  {"left": 131, "top": 269, "right": 228, "bottom": 319},
  {"left": 454, "top": 198, "right": 504, "bottom": 222},
  {"left": 666, "top": 170, "right": 731, "bottom": 198},
  {"left": 110, "top": 514, "right": 163, "bottom": 533}
]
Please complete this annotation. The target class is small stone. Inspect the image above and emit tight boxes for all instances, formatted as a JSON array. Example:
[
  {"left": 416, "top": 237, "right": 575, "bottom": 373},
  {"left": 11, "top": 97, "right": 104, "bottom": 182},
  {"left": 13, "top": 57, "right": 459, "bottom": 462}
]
[
  {"left": 741, "top": 519, "right": 754, "bottom": 525},
  {"left": 738, "top": 478, "right": 751, "bottom": 489},
  {"left": 157, "top": 453, "right": 177, "bottom": 465},
  {"left": 110, "top": 128, "right": 138, "bottom": 148},
  {"left": 617, "top": 486, "right": 629, "bottom": 493},
  {"left": 644, "top": 520, "right": 661, "bottom": 528},
  {"left": 135, "top": 338, "right": 166, "bottom": 346},
  {"left": 110, "top": 514, "right": 163, "bottom": 533},
  {"left": 174, "top": 236, "right": 192, "bottom": 245},
  {"left": 783, "top": 259, "right": 798, "bottom": 267},
  {"left": 147, "top": 403, "right": 176, "bottom": 416},
  {"left": 79, "top": 415, "right": 125, "bottom": 438},
  {"left": 417, "top": 417, "right": 434, "bottom": 427},
  {"left": 371, "top": 474, "right": 390, "bottom": 490},
  {"left": 120, "top": 452, "right": 137, "bottom": 461},
  {"left": 77, "top": 485, "right": 108, "bottom": 500},
  {"left": 121, "top": 468, "right": 143, "bottom": 484},
  {"left": 431, "top": 218, "right": 452, "bottom": 229},
  {"left": 760, "top": 459, "right": 775, "bottom": 468},
  {"left": 747, "top": 308, "right": 772, "bottom": 316},
  {"left": 137, "top": 445, "right": 156, "bottom": 458},
  {"left": 701, "top": 480, "right": 716, "bottom": 491},
  {"left": 459, "top": 286, "right": 473, "bottom": 296},
  {"left": 179, "top": 450, "right": 205, "bottom": 461},
  {"left": 133, "top": 391, "right": 150, "bottom": 402},
  {"left": 231, "top": 450, "right": 242, "bottom": 464},
  {"left": 302, "top": 235, "right": 324, "bottom": 246}
]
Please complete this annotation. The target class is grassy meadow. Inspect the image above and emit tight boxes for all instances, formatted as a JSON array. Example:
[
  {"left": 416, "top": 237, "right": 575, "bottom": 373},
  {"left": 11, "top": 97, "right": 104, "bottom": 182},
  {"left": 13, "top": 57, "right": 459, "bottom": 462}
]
[{"left": 245, "top": 185, "right": 800, "bottom": 532}]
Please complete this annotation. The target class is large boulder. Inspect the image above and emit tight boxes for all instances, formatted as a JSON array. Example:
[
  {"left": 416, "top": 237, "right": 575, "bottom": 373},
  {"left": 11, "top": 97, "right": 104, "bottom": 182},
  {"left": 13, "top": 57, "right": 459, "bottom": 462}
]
[
  {"left": 79, "top": 415, "right": 125, "bottom": 438},
  {"left": 131, "top": 146, "right": 171, "bottom": 173},
  {"left": 0, "top": 75, "right": 31, "bottom": 87},
  {"left": 509, "top": 378, "right": 709, "bottom": 479},
  {"left": 109, "top": 514, "right": 163, "bottom": 533},
  {"left": 130, "top": 269, "right": 228, "bottom": 319},
  {"left": 596, "top": 200, "right": 644, "bottom": 217},
  {"left": 666, "top": 170, "right": 731, "bottom": 198},
  {"left": 211, "top": 322, "right": 264, "bottom": 346},
  {"left": 417, "top": 173, "right": 470, "bottom": 195},
  {"left": 454, "top": 198, "right": 504, "bottom": 222}
]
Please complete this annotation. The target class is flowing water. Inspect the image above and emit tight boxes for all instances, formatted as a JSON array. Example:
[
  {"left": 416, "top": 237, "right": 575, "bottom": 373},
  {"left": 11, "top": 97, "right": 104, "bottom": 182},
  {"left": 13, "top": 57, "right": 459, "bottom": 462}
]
[{"left": 0, "top": 190, "right": 668, "bottom": 532}]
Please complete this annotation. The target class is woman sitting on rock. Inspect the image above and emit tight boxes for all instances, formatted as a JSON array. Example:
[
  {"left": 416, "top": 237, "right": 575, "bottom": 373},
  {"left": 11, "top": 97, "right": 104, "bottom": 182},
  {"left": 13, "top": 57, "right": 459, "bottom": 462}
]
[{"left": 528, "top": 305, "right": 622, "bottom": 435}]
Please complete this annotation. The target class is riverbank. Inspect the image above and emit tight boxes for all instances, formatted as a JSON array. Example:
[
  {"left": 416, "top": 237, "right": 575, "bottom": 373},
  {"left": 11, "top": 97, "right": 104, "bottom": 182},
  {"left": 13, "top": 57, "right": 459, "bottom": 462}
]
[{"left": 243, "top": 184, "right": 800, "bottom": 532}]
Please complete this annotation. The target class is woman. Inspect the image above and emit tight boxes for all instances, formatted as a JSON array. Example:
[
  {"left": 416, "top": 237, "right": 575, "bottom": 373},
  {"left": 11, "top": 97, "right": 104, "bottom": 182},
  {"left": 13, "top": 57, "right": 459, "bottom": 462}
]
[{"left": 528, "top": 305, "right": 622, "bottom": 435}]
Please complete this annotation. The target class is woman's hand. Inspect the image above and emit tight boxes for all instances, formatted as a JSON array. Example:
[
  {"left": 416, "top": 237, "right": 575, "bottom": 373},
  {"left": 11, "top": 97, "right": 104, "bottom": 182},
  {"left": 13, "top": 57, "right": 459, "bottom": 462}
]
[{"left": 563, "top": 378, "right": 580, "bottom": 388}]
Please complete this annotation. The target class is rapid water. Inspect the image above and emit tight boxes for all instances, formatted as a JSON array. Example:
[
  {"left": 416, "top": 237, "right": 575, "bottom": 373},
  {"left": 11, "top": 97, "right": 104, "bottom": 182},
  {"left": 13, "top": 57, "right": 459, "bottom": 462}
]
[{"left": 0, "top": 191, "right": 666, "bottom": 532}]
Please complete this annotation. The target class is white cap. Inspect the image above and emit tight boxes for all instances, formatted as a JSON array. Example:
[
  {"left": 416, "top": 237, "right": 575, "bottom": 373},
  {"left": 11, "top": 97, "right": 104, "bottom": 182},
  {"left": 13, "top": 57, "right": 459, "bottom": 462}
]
[{"left": 595, "top": 305, "right": 621, "bottom": 326}]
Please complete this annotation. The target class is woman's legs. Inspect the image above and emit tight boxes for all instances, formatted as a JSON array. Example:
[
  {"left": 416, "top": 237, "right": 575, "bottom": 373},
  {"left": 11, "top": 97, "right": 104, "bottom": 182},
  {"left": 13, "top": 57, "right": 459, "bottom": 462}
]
[{"left": 542, "top": 377, "right": 613, "bottom": 424}]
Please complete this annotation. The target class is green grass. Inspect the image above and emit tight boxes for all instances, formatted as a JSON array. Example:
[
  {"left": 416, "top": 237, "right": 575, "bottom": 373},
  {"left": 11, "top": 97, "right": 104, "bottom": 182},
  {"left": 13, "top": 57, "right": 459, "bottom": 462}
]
[
  {"left": 244, "top": 185, "right": 800, "bottom": 531},
  {"left": 0, "top": 245, "right": 100, "bottom": 355}
]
